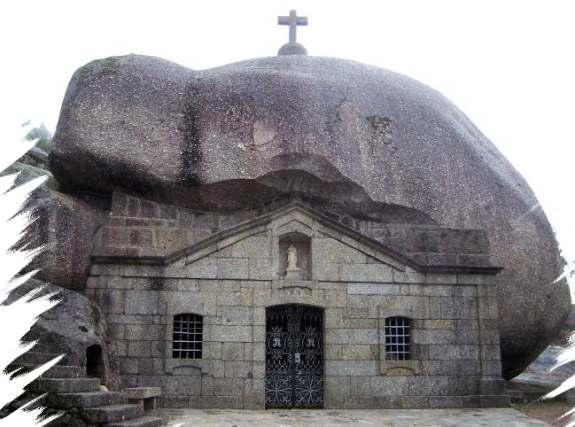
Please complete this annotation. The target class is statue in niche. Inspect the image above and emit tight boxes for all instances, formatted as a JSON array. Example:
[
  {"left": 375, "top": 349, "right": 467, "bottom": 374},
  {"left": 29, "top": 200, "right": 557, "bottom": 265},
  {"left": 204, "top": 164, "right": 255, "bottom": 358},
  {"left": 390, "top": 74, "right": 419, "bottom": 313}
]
[{"left": 285, "top": 244, "right": 301, "bottom": 279}]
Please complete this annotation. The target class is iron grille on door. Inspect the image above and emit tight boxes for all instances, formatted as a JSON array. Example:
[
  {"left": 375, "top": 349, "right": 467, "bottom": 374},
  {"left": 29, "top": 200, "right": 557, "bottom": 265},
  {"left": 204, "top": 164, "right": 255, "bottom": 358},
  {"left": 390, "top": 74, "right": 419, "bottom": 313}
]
[{"left": 265, "top": 305, "right": 323, "bottom": 409}]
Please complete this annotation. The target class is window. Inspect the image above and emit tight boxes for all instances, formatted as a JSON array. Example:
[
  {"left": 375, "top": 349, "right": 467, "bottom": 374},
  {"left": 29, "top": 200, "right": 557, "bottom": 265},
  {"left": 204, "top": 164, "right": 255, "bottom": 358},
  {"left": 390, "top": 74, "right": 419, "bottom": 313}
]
[
  {"left": 172, "top": 313, "right": 203, "bottom": 359},
  {"left": 384, "top": 316, "right": 411, "bottom": 360}
]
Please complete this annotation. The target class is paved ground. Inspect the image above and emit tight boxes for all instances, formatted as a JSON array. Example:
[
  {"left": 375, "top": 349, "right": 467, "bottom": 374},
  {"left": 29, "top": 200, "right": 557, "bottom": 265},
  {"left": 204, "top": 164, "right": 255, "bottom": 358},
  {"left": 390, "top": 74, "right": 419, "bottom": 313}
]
[{"left": 156, "top": 408, "right": 551, "bottom": 426}]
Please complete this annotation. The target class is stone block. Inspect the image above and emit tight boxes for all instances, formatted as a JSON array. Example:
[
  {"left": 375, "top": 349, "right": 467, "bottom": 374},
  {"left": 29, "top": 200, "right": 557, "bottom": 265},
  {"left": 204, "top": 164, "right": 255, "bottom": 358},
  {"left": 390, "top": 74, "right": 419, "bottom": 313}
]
[
  {"left": 217, "top": 258, "right": 249, "bottom": 279},
  {"left": 138, "top": 358, "right": 156, "bottom": 375},
  {"left": 452, "top": 285, "right": 477, "bottom": 297},
  {"left": 223, "top": 342, "right": 244, "bottom": 361},
  {"left": 425, "top": 273, "right": 457, "bottom": 285},
  {"left": 203, "top": 342, "right": 222, "bottom": 359},
  {"left": 340, "top": 264, "right": 393, "bottom": 283},
  {"left": 350, "top": 376, "right": 372, "bottom": 396},
  {"left": 480, "top": 345, "right": 501, "bottom": 361},
  {"left": 210, "top": 378, "right": 244, "bottom": 396},
  {"left": 253, "top": 326, "right": 266, "bottom": 343},
  {"left": 478, "top": 298, "right": 499, "bottom": 319},
  {"left": 125, "top": 290, "right": 158, "bottom": 315},
  {"left": 324, "top": 376, "right": 351, "bottom": 407},
  {"left": 217, "top": 280, "right": 239, "bottom": 292},
  {"left": 480, "top": 395, "right": 510, "bottom": 407},
  {"left": 125, "top": 324, "right": 162, "bottom": 341},
  {"left": 326, "top": 329, "right": 378, "bottom": 344},
  {"left": 347, "top": 283, "right": 400, "bottom": 295},
  {"left": 378, "top": 295, "right": 429, "bottom": 319},
  {"left": 217, "top": 292, "right": 243, "bottom": 306},
  {"left": 161, "top": 375, "right": 201, "bottom": 396},
  {"left": 448, "top": 376, "right": 480, "bottom": 395},
  {"left": 248, "top": 258, "right": 273, "bottom": 280},
  {"left": 454, "top": 328, "right": 480, "bottom": 344},
  {"left": 183, "top": 256, "right": 218, "bottom": 279},
  {"left": 457, "top": 274, "right": 495, "bottom": 285},
  {"left": 87, "top": 289, "right": 126, "bottom": 314},
  {"left": 428, "top": 344, "right": 479, "bottom": 360},
  {"left": 313, "top": 262, "right": 340, "bottom": 281},
  {"left": 408, "top": 229, "right": 440, "bottom": 253},
  {"left": 325, "top": 344, "right": 343, "bottom": 360},
  {"left": 224, "top": 361, "right": 251, "bottom": 378},
  {"left": 110, "top": 340, "right": 128, "bottom": 357},
  {"left": 120, "top": 357, "right": 139, "bottom": 374},
  {"left": 314, "top": 238, "right": 367, "bottom": 264},
  {"left": 177, "top": 279, "right": 200, "bottom": 292},
  {"left": 254, "top": 307, "right": 266, "bottom": 325},
  {"left": 244, "top": 379, "right": 265, "bottom": 409},
  {"left": 160, "top": 291, "right": 216, "bottom": 316},
  {"left": 393, "top": 270, "right": 426, "bottom": 284},
  {"left": 252, "top": 344, "right": 265, "bottom": 362},
  {"left": 482, "top": 360, "right": 502, "bottom": 376},
  {"left": 218, "top": 306, "right": 253, "bottom": 325},
  {"left": 326, "top": 361, "right": 377, "bottom": 376},
  {"left": 194, "top": 396, "right": 243, "bottom": 409},
  {"left": 128, "top": 340, "right": 152, "bottom": 357},
  {"left": 344, "top": 318, "right": 378, "bottom": 328},
  {"left": 252, "top": 362, "right": 265, "bottom": 379},
  {"left": 108, "top": 323, "right": 125, "bottom": 340},
  {"left": 160, "top": 396, "right": 190, "bottom": 408},
  {"left": 370, "top": 377, "right": 410, "bottom": 396},
  {"left": 423, "top": 320, "right": 455, "bottom": 329},
  {"left": 394, "top": 396, "right": 430, "bottom": 408},
  {"left": 410, "top": 284, "right": 453, "bottom": 297},
  {"left": 379, "top": 360, "right": 422, "bottom": 376},
  {"left": 413, "top": 329, "right": 455, "bottom": 345},
  {"left": 429, "top": 396, "right": 463, "bottom": 408},
  {"left": 211, "top": 325, "right": 251, "bottom": 342},
  {"left": 342, "top": 344, "right": 372, "bottom": 360}
]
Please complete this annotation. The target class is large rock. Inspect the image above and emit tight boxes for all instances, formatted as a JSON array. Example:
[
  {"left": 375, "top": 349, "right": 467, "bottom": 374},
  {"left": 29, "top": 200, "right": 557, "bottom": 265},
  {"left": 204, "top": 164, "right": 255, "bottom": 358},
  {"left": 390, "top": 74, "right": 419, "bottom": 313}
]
[
  {"left": 49, "top": 54, "right": 569, "bottom": 378},
  {"left": 4, "top": 161, "right": 107, "bottom": 290},
  {"left": 7, "top": 279, "right": 120, "bottom": 389}
]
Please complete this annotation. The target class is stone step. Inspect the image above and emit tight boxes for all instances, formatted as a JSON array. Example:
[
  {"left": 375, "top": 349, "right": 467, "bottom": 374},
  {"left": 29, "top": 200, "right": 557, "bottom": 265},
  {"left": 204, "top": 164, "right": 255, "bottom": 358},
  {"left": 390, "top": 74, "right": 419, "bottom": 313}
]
[
  {"left": 9, "top": 363, "right": 85, "bottom": 379},
  {"left": 505, "top": 380, "right": 556, "bottom": 404},
  {"left": 30, "top": 377, "right": 101, "bottom": 393},
  {"left": 47, "top": 391, "right": 125, "bottom": 409},
  {"left": 15, "top": 351, "right": 66, "bottom": 366},
  {"left": 83, "top": 404, "right": 144, "bottom": 424},
  {"left": 107, "top": 416, "right": 164, "bottom": 427}
]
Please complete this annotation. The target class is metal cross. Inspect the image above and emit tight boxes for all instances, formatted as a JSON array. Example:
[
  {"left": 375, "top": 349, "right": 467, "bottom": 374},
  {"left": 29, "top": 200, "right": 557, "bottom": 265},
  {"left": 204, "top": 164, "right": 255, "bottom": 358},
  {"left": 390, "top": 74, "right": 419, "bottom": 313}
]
[{"left": 278, "top": 10, "right": 308, "bottom": 44}]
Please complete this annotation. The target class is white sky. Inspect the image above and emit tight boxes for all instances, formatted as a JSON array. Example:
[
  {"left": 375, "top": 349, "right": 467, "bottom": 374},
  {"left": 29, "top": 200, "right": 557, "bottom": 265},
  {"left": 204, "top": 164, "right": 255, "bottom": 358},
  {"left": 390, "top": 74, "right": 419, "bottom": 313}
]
[{"left": 1, "top": 0, "right": 574, "bottom": 265}]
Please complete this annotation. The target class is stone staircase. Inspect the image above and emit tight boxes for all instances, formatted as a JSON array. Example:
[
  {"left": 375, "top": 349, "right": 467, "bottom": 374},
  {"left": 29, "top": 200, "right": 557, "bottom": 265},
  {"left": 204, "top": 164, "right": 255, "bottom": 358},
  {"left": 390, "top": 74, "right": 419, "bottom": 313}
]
[
  {"left": 11, "top": 351, "right": 163, "bottom": 427},
  {"left": 505, "top": 380, "right": 555, "bottom": 405}
]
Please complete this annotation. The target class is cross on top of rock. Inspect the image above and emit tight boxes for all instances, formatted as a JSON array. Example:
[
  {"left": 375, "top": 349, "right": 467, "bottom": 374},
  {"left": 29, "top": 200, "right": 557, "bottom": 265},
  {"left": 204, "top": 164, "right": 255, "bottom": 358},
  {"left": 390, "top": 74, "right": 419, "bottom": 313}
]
[{"left": 277, "top": 10, "right": 308, "bottom": 56}]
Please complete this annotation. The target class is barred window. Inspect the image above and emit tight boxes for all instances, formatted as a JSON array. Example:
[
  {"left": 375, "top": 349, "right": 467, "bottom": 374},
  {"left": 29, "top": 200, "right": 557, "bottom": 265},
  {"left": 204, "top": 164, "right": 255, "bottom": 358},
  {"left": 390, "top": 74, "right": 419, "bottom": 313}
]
[
  {"left": 172, "top": 313, "right": 203, "bottom": 359},
  {"left": 384, "top": 316, "right": 411, "bottom": 360}
]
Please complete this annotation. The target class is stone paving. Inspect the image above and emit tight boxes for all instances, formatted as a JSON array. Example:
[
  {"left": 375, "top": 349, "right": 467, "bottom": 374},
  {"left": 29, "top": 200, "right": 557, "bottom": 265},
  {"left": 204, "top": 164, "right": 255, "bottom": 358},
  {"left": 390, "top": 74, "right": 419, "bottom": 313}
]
[{"left": 157, "top": 408, "right": 550, "bottom": 426}]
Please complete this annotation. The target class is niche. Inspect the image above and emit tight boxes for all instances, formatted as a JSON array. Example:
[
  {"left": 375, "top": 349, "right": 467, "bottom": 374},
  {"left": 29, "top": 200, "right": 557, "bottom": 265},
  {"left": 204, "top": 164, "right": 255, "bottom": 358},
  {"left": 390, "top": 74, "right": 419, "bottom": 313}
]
[
  {"left": 86, "top": 344, "right": 105, "bottom": 381},
  {"left": 278, "top": 232, "right": 312, "bottom": 280}
]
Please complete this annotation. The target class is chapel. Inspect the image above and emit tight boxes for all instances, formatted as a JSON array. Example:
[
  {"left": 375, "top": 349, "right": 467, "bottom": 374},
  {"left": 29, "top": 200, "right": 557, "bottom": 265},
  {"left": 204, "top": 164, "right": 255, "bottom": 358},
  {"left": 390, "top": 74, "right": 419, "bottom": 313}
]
[
  {"left": 34, "top": 9, "right": 567, "bottom": 413},
  {"left": 80, "top": 11, "right": 510, "bottom": 409}
]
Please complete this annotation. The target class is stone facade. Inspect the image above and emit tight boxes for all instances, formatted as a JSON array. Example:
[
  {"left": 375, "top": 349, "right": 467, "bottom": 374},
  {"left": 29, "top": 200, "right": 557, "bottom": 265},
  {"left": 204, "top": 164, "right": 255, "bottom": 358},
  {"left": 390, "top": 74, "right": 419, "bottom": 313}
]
[{"left": 85, "top": 192, "right": 507, "bottom": 409}]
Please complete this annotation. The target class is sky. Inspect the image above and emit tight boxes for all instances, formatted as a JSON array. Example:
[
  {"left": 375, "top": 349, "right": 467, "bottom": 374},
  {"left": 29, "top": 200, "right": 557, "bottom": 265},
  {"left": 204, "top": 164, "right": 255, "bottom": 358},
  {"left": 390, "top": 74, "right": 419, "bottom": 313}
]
[{"left": 1, "top": 0, "right": 574, "bottom": 268}]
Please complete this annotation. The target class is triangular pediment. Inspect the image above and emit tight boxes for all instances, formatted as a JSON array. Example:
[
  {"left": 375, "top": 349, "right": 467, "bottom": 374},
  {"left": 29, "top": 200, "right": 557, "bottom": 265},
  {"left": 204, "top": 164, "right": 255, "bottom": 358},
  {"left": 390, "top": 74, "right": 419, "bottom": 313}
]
[{"left": 167, "top": 202, "right": 413, "bottom": 273}]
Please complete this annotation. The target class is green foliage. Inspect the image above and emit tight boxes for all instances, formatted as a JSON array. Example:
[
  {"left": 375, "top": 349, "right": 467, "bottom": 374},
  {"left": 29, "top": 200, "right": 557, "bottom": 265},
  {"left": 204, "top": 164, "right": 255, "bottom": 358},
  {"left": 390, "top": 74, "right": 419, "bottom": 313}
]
[
  {"left": 77, "top": 56, "right": 120, "bottom": 80},
  {"left": 23, "top": 123, "right": 52, "bottom": 153}
]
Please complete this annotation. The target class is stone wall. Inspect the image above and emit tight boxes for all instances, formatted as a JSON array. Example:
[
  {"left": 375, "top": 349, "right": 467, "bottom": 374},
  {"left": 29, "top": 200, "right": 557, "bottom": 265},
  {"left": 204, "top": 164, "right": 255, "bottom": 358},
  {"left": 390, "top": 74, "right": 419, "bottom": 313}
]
[
  {"left": 94, "top": 192, "right": 499, "bottom": 271},
  {"left": 85, "top": 199, "right": 506, "bottom": 409}
]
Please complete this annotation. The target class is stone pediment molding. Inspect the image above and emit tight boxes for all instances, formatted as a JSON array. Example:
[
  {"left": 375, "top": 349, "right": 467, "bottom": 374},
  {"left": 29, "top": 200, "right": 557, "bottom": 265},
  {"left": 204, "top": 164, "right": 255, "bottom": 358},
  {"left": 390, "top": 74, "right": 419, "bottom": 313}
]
[{"left": 92, "top": 201, "right": 501, "bottom": 275}]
